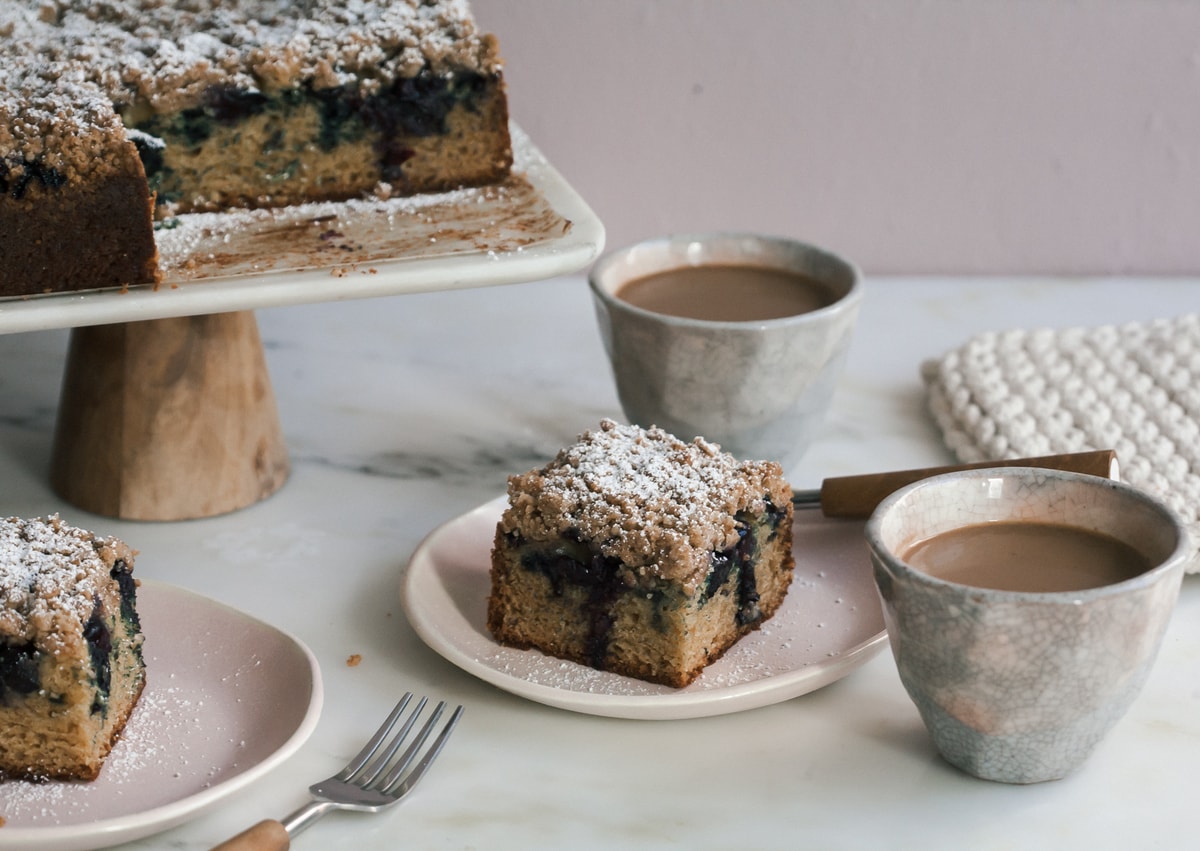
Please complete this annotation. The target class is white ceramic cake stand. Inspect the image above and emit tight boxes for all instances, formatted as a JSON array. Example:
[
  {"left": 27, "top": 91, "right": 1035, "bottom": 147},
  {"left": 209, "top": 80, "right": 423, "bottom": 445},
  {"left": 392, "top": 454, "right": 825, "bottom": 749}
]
[{"left": 0, "top": 125, "right": 605, "bottom": 521}]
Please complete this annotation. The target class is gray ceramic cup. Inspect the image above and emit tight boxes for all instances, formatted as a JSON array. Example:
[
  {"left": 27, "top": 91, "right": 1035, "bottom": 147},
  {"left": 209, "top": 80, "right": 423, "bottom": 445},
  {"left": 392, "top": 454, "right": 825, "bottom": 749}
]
[
  {"left": 866, "top": 467, "right": 1191, "bottom": 784},
  {"left": 588, "top": 233, "right": 862, "bottom": 470}
]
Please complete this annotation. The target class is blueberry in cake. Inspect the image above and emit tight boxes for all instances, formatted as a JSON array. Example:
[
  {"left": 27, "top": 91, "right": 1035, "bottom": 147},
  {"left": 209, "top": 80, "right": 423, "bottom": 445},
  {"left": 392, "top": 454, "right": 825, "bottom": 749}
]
[
  {"left": 487, "top": 419, "right": 795, "bottom": 688},
  {"left": 0, "top": 0, "right": 512, "bottom": 297},
  {"left": 0, "top": 515, "right": 145, "bottom": 781}
]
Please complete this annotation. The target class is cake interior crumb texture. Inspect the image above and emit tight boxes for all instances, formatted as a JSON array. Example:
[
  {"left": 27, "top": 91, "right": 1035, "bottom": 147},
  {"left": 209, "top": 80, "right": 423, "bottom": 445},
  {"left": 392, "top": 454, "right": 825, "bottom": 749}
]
[
  {"left": 488, "top": 419, "right": 796, "bottom": 688},
  {"left": 0, "top": 515, "right": 145, "bottom": 782},
  {"left": 0, "top": 0, "right": 512, "bottom": 297}
]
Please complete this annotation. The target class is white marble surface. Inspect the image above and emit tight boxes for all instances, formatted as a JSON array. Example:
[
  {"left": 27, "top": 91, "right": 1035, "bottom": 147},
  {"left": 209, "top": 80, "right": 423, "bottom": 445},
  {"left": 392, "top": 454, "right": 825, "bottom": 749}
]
[{"left": 0, "top": 275, "right": 1196, "bottom": 849}]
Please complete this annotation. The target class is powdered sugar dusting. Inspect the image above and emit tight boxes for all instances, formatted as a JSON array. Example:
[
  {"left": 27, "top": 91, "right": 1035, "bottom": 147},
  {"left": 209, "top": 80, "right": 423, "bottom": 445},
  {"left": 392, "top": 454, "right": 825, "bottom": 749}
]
[
  {"left": 0, "top": 677, "right": 212, "bottom": 823},
  {"left": 153, "top": 170, "right": 565, "bottom": 283},
  {"left": 499, "top": 420, "right": 791, "bottom": 591},
  {"left": 0, "top": 515, "right": 132, "bottom": 655},
  {"left": 1, "top": 0, "right": 501, "bottom": 160},
  {"left": 0, "top": 582, "right": 318, "bottom": 835}
]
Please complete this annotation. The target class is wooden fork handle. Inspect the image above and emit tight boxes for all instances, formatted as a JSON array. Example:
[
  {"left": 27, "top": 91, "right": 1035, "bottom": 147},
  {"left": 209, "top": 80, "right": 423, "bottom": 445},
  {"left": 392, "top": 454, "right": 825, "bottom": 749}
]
[{"left": 211, "top": 819, "right": 290, "bottom": 850}]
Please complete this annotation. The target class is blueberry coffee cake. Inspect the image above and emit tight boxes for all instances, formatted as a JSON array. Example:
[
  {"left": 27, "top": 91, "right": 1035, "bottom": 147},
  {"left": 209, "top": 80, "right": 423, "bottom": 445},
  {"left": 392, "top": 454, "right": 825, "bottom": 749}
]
[
  {"left": 0, "top": 515, "right": 145, "bottom": 781},
  {"left": 487, "top": 419, "right": 795, "bottom": 688},
  {"left": 0, "top": 0, "right": 511, "bottom": 297}
]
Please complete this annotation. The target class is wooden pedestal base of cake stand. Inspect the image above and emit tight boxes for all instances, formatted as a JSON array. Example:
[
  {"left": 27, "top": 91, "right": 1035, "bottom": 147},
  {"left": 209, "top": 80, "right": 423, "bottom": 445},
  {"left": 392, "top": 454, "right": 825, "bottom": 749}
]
[{"left": 49, "top": 311, "right": 290, "bottom": 521}]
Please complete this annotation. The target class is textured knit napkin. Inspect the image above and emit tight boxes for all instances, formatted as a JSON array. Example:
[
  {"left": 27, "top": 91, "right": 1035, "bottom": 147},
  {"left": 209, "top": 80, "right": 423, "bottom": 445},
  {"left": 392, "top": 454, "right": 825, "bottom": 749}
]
[{"left": 922, "top": 313, "right": 1200, "bottom": 573}]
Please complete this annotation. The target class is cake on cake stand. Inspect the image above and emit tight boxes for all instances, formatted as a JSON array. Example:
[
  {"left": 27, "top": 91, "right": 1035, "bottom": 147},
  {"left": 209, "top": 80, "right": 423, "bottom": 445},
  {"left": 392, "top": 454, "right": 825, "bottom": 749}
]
[{"left": 0, "top": 126, "right": 605, "bottom": 521}]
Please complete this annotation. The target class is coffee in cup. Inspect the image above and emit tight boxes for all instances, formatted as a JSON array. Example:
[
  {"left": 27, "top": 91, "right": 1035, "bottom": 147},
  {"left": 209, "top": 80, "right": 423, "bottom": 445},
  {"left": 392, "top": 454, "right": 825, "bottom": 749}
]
[
  {"left": 588, "top": 233, "right": 862, "bottom": 470},
  {"left": 615, "top": 264, "right": 838, "bottom": 321},
  {"left": 866, "top": 467, "right": 1191, "bottom": 784}
]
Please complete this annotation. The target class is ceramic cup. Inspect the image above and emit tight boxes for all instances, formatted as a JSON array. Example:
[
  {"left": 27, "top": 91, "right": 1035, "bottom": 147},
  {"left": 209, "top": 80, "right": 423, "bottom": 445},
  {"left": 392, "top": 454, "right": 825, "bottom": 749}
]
[
  {"left": 865, "top": 467, "right": 1191, "bottom": 784},
  {"left": 587, "top": 233, "right": 862, "bottom": 471}
]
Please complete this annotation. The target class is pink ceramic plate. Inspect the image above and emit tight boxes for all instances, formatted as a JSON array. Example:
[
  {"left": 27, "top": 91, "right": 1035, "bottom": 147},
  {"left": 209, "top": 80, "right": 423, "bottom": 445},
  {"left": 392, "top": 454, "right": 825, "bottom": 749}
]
[
  {"left": 402, "top": 497, "right": 887, "bottom": 720},
  {"left": 0, "top": 581, "right": 322, "bottom": 850}
]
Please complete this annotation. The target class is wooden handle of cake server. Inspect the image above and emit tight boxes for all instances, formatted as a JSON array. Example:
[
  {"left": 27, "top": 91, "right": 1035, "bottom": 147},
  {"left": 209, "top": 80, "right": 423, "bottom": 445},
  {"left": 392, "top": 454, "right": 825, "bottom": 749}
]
[
  {"left": 211, "top": 819, "right": 290, "bottom": 850},
  {"left": 799, "top": 449, "right": 1120, "bottom": 519}
]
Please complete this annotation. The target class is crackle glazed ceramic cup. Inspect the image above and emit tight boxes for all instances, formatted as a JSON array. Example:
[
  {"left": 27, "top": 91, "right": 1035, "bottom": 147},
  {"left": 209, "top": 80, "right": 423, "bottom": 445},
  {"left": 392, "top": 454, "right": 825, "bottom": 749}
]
[
  {"left": 588, "top": 233, "right": 862, "bottom": 471},
  {"left": 866, "top": 467, "right": 1191, "bottom": 784}
]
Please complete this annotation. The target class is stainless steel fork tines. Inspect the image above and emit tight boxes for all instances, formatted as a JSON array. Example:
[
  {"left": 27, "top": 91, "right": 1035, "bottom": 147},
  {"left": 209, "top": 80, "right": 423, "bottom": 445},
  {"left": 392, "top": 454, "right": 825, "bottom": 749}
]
[{"left": 213, "top": 693, "right": 464, "bottom": 850}]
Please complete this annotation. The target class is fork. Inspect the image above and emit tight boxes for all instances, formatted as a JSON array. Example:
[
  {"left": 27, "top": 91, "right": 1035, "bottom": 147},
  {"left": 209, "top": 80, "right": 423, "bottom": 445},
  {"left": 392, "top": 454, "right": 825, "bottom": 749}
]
[{"left": 213, "top": 693, "right": 464, "bottom": 850}]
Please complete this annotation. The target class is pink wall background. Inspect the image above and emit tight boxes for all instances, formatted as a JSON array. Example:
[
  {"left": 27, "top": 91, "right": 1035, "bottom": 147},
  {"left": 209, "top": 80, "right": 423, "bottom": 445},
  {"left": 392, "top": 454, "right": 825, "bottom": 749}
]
[{"left": 470, "top": 0, "right": 1200, "bottom": 276}]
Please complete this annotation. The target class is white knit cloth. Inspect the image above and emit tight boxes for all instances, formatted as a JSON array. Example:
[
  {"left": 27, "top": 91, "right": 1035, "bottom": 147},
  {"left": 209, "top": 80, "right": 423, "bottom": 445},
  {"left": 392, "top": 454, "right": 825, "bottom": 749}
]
[{"left": 922, "top": 313, "right": 1200, "bottom": 573}]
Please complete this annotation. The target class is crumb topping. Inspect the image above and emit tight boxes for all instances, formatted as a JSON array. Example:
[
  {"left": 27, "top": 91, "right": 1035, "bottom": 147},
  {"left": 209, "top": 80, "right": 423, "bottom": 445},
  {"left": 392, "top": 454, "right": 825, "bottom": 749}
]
[
  {"left": 499, "top": 420, "right": 792, "bottom": 592},
  {"left": 0, "top": 0, "right": 502, "bottom": 171},
  {"left": 0, "top": 67, "right": 144, "bottom": 189},
  {"left": 0, "top": 515, "right": 134, "bottom": 657}
]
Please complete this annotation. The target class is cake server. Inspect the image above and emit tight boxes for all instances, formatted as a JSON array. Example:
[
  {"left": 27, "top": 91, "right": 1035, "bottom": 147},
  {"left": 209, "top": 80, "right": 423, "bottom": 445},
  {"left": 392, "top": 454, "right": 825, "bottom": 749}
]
[{"left": 792, "top": 449, "right": 1119, "bottom": 518}]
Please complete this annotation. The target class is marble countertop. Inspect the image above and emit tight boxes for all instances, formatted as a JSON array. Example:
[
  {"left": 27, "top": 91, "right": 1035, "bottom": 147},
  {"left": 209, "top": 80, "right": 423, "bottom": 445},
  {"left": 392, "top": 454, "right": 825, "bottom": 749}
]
[{"left": 0, "top": 275, "right": 1195, "bottom": 849}]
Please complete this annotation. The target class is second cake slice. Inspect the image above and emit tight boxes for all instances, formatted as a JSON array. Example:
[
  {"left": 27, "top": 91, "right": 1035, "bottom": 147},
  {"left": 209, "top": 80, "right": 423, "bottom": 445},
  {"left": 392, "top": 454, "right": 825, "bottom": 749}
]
[{"left": 487, "top": 419, "right": 795, "bottom": 688}]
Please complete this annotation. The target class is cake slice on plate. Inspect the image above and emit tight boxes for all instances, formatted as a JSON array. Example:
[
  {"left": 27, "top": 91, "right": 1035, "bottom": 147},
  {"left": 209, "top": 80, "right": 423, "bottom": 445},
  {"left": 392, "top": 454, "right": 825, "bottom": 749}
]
[
  {"left": 0, "top": 515, "right": 146, "bottom": 781},
  {"left": 488, "top": 419, "right": 795, "bottom": 688}
]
